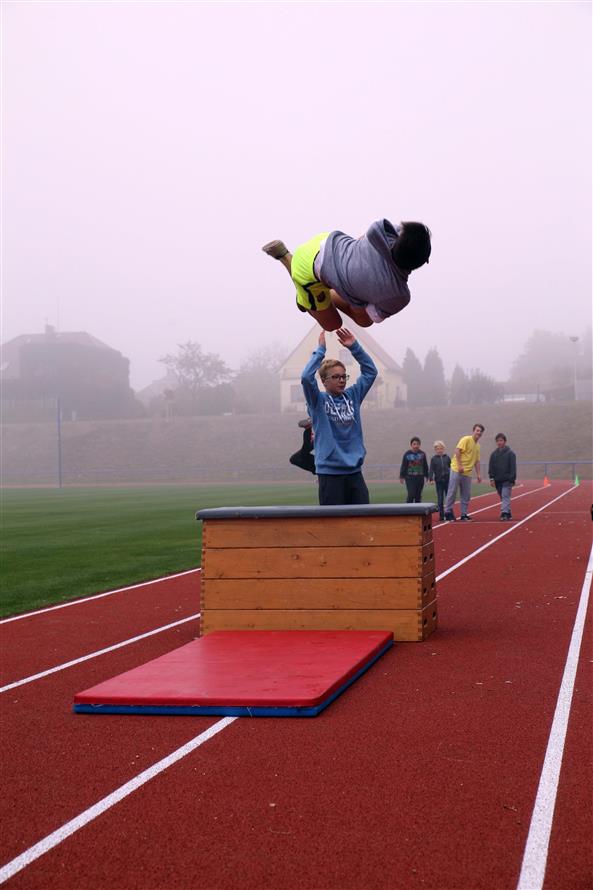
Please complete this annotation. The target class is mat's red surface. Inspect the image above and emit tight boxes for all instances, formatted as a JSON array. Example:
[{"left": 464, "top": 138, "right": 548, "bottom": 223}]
[{"left": 74, "top": 630, "right": 393, "bottom": 707}]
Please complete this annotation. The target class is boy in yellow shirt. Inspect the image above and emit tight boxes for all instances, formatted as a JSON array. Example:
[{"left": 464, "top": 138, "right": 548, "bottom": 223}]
[{"left": 443, "top": 424, "right": 485, "bottom": 521}]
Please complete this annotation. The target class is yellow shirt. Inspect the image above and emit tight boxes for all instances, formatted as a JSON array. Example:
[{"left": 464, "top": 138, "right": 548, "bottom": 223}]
[{"left": 451, "top": 435, "right": 480, "bottom": 474}]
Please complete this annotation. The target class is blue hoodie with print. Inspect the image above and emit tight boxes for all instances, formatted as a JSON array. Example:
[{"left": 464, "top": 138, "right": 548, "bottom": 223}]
[{"left": 301, "top": 340, "right": 378, "bottom": 475}]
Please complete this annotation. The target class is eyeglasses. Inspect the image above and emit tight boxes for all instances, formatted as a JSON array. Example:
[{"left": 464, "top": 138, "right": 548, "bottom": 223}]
[{"left": 327, "top": 374, "right": 349, "bottom": 381}]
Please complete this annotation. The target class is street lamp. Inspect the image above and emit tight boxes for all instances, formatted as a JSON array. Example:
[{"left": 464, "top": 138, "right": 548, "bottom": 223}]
[{"left": 569, "top": 336, "right": 579, "bottom": 400}]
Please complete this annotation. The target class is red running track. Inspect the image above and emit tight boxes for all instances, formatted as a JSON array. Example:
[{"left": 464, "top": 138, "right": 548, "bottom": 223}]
[{"left": 0, "top": 481, "right": 591, "bottom": 890}]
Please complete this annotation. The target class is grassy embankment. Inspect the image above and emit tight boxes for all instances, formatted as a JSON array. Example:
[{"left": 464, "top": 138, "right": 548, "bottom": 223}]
[{"left": 2, "top": 402, "right": 591, "bottom": 485}]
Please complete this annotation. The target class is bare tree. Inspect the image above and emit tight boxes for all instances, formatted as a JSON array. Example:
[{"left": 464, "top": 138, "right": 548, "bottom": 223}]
[{"left": 160, "top": 341, "right": 232, "bottom": 397}]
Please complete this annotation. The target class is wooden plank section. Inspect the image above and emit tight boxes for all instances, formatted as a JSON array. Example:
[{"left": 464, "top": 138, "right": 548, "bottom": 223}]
[
  {"left": 203, "top": 543, "right": 435, "bottom": 580},
  {"left": 201, "top": 601, "right": 438, "bottom": 642},
  {"left": 203, "top": 515, "right": 432, "bottom": 549},
  {"left": 202, "top": 574, "right": 437, "bottom": 611}
]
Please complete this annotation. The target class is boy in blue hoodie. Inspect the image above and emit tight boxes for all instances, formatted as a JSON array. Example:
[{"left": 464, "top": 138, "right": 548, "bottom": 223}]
[
  {"left": 301, "top": 328, "right": 377, "bottom": 505},
  {"left": 263, "top": 218, "right": 431, "bottom": 332}
]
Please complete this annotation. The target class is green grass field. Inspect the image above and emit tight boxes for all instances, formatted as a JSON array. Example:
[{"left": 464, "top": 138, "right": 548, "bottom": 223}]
[{"left": 1, "top": 482, "right": 492, "bottom": 617}]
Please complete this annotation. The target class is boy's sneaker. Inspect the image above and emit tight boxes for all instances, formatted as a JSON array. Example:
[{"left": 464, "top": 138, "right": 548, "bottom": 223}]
[
  {"left": 460, "top": 514, "right": 473, "bottom": 521},
  {"left": 262, "top": 239, "right": 289, "bottom": 259},
  {"left": 298, "top": 418, "right": 312, "bottom": 428},
  {"left": 444, "top": 512, "right": 456, "bottom": 522}
]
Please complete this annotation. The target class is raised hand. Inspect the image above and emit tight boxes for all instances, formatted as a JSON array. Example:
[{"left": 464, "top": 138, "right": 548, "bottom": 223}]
[
  {"left": 336, "top": 327, "right": 355, "bottom": 348},
  {"left": 318, "top": 330, "right": 326, "bottom": 348}
]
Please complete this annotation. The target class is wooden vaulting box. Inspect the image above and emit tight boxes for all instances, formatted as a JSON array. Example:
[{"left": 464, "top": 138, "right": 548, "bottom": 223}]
[{"left": 196, "top": 504, "right": 438, "bottom": 642}]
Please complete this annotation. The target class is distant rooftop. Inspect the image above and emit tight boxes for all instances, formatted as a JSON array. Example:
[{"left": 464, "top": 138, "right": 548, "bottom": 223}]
[{"left": 1, "top": 326, "right": 115, "bottom": 379}]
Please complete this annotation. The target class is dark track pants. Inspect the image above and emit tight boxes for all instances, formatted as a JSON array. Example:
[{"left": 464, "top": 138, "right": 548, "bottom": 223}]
[
  {"left": 317, "top": 472, "right": 369, "bottom": 506},
  {"left": 435, "top": 478, "right": 449, "bottom": 518},
  {"left": 405, "top": 476, "right": 425, "bottom": 503}
]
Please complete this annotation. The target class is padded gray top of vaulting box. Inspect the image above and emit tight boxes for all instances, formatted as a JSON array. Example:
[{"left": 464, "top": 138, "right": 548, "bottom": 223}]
[{"left": 196, "top": 504, "right": 438, "bottom": 521}]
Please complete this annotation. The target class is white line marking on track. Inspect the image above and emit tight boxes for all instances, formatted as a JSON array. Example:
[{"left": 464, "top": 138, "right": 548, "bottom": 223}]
[
  {"left": 2, "top": 487, "right": 576, "bottom": 691},
  {"left": 516, "top": 543, "right": 593, "bottom": 890},
  {"left": 0, "top": 716, "right": 237, "bottom": 885},
  {"left": 0, "top": 614, "right": 200, "bottom": 693},
  {"left": 0, "top": 482, "right": 586, "bottom": 883},
  {"left": 432, "top": 482, "right": 551, "bottom": 530},
  {"left": 436, "top": 485, "right": 578, "bottom": 582},
  {"left": 0, "top": 568, "right": 201, "bottom": 625}
]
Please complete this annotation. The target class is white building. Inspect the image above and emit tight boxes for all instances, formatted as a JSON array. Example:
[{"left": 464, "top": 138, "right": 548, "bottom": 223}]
[{"left": 278, "top": 325, "right": 406, "bottom": 414}]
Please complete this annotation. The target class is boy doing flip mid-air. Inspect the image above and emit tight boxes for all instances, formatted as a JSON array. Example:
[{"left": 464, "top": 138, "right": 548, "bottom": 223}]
[{"left": 263, "top": 219, "right": 431, "bottom": 331}]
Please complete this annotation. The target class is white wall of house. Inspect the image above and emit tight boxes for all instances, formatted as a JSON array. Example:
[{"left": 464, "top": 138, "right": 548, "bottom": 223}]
[{"left": 279, "top": 326, "right": 406, "bottom": 413}]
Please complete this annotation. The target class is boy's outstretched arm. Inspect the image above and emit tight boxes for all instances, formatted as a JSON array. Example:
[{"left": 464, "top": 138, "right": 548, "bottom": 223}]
[
  {"left": 336, "top": 328, "right": 377, "bottom": 399},
  {"left": 300, "top": 330, "right": 326, "bottom": 409}
]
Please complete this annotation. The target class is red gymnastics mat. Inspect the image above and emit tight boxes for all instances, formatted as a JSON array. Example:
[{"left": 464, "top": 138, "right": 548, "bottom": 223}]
[{"left": 73, "top": 630, "right": 394, "bottom": 717}]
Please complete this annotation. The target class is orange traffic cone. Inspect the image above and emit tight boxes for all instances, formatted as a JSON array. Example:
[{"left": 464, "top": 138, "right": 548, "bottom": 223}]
[{"left": 543, "top": 475, "right": 550, "bottom": 486}]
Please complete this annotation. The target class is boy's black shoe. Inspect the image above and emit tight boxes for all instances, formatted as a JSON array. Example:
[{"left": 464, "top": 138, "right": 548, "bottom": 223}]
[
  {"left": 500, "top": 512, "right": 512, "bottom": 521},
  {"left": 262, "top": 239, "right": 289, "bottom": 259},
  {"left": 460, "top": 514, "right": 473, "bottom": 521},
  {"left": 444, "top": 512, "right": 456, "bottom": 522}
]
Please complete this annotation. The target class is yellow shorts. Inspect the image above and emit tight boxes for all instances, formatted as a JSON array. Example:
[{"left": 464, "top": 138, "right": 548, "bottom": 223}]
[{"left": 290, "top": 232, "right": 332, "bottom": 312}]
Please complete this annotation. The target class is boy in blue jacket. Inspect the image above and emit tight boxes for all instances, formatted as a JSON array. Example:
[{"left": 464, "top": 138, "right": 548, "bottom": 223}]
[{"left": 301, "top": 328, "right": 378, "bottom": 505}]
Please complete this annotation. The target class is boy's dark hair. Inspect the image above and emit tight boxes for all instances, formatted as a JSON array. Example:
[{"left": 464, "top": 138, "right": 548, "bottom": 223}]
[
  {"left": 473, "top": 423, "right": 485, "bottom": 432},
  {"left": 392, "top": 222, "right": 432, "bottom": 271},
  {"left": 410, "top": 436, "right": 421, "bottom": 445},
  {"left": 495, "top": 433, "right": 507, "bottom": 442}
]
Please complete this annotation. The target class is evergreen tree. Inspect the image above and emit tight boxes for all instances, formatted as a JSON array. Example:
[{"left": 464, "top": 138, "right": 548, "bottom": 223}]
[
  {"left": 449, "top": 364, "right": 469, "bottom": 405},
  {"left": 467, "top": 370, "right": 503, "bottom": 404},
  {"left": 423, "top": 348, "right": 447, "bottom": 407},
  {"left": 402, "top": 348, "right": 424, "bottom": 408}
]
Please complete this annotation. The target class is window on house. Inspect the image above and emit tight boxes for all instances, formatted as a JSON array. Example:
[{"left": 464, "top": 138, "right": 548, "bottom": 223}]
[{"left": 290, "top": 385, "right": 303, "bottom": 403}]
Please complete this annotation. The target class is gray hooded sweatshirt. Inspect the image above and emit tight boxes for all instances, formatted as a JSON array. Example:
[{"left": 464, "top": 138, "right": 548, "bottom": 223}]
[{"left": 320, "top": 219, "right": 411, "bottom": 321}]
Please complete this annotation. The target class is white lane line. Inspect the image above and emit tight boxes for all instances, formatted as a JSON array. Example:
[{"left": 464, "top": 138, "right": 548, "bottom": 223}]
[
  {"left": 0, "top": 483, "right": 585, "bottom": 883},
  {"left": 0, "top": 716, "right": 237, "bottom": 885},
  {"left": 516, "top": 544, "right": 593, "bottom": 890},
  {"left": 436, "top": 485, "right": 578, "bottom": 582},
  {"left": 0, "top": 481, "right": 538, "bottom": 626},
  {"left": 2, "top": 486, "right": 575, "bottom": 691},
  {"left": 0, "top": 569, "right": 201, "bottom": 625},
  {"left": 432, "top": 482, "right": 551, "bottom": 530},
  {"left": 0, "top": 614, "right": 200, "bottom": 693}
]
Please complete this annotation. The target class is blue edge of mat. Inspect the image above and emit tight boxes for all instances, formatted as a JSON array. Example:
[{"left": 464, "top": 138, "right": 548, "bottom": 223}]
[{"left": 73, "top": 639, "right": 394, "bottom": 718}]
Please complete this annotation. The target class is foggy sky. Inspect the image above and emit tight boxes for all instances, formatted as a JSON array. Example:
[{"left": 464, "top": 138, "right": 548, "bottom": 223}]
[{"left": 2, "top": 0, "right": 591, "bottom": 390}]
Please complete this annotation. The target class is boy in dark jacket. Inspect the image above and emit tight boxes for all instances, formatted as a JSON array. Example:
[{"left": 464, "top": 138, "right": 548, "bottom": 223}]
[
  {"left": 428, "top": 440, "right": 451, "bottom": 521},
  {"left": 399, "top": 437, "right": 429, "bottom": 504},
  {"left": 488, "top": 433, "right": 517, "bottom": 520}
]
